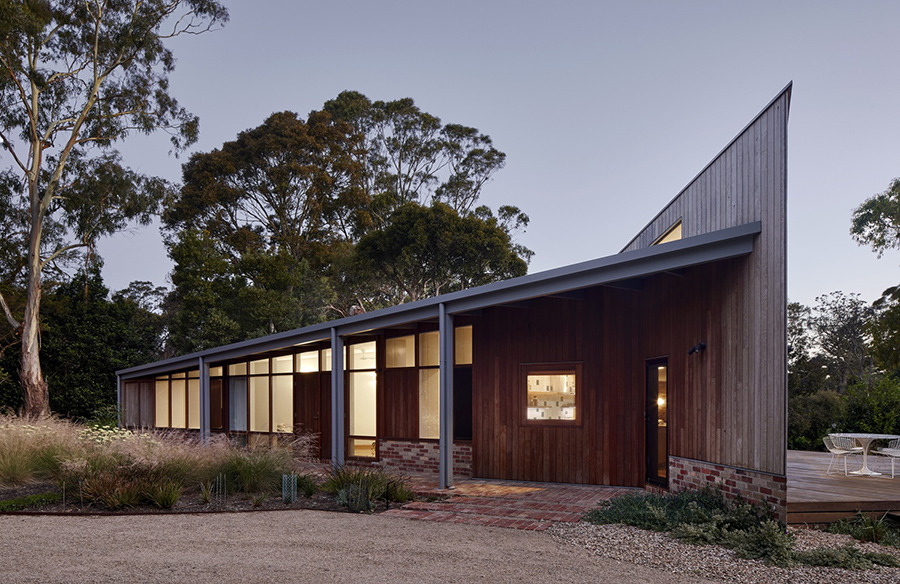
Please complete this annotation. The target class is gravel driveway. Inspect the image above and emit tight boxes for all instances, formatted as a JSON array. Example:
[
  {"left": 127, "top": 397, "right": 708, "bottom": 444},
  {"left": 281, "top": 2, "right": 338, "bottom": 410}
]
[{"left": 0, "top": 510, "right": 710, "bottom": 584}]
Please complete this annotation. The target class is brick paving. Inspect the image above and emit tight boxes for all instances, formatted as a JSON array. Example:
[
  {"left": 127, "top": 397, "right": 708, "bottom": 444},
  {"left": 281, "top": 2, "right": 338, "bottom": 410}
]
[{"left": 382, "top": 476, "right": 636, "bottom": 531}]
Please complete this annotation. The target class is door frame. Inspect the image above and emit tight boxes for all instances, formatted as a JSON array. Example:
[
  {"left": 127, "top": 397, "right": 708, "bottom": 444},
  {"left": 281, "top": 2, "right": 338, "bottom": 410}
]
[{"left": 645, "top": 357, "right": 669, "bottom": 487}]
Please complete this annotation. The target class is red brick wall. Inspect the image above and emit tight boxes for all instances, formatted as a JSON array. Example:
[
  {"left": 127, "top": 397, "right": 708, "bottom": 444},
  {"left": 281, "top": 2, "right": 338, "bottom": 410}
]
[
  {"left": 667, "top": 456, "right": 787, "bottom": 522},
  {"left": 379, "top": 439, "right": 473, "bottom": 477}
]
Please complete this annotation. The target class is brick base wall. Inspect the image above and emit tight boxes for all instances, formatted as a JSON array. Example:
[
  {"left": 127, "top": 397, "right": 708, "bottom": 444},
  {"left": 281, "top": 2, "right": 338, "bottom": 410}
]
[
  {"left": 668, "top": 456, "right": 787, "bottom": 522},
  {"left": 379, "top": 439, "right": 473, "bottom": 478}
]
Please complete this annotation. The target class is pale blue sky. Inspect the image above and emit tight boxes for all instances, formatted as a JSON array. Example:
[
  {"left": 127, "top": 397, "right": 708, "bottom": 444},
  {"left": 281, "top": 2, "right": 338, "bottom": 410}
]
[{"left": 101, "top": 1, "right": 900, "bottom": 308}]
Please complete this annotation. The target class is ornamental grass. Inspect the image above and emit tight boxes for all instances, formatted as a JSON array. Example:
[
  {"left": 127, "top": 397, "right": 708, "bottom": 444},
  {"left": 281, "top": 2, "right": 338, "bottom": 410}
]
[{"left": 0, "top": 414, "right": 316, "bottom": 510}]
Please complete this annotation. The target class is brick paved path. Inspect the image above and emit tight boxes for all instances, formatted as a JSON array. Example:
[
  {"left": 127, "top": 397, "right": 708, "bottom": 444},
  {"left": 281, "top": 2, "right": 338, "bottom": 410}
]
[{"left": 382, "top": 477, "right": 635, "bottom": 531}]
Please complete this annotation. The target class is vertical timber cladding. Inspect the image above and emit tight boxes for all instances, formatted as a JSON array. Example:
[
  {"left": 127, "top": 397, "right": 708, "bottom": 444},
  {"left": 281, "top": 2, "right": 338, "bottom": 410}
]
[
  {"left": 624, "top": 86, "right": 789, "bottom": 476},
  {"left": 472, "top": 288, "right": 645, "bottom": 486}
]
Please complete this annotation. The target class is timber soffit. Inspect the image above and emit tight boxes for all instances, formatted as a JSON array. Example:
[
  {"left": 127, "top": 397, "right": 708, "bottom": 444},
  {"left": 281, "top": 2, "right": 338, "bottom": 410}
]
[
  {"left": 117, "top": 221, "right": 760, "bottom": 380},
  {"left": 620, "top": 81, "right": 792, "bottom": 253}
]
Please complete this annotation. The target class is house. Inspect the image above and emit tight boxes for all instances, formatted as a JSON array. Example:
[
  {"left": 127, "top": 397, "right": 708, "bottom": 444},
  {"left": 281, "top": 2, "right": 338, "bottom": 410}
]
[{"left": 118, "top": 83, "right": 790, "bottom": 516}]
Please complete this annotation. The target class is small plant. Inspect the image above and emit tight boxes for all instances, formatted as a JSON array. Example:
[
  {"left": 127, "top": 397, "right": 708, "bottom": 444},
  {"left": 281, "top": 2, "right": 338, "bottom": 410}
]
[
  {"left": 145, "top": 479, "right": 183, "bottom": 509},
  {"left": 794, "top": 545, "right": 900, "bottom": 569},
  {"left": 297, "top": 473, "right": 318, "bottom": 498},
  {"left": 199, "top": 480, "right": 213, "bottom": 504},
  {"left": 337, "top": 482, "right": 374, "bottom": 513},
  {"left": 322, "top": 464, "right": 412, "bottom": 505},
  {"left": 828, "top": 512, "right": 900, "bottom": 546},
  {"left": 0, "top": 492, "right": 61, "bottom": 512},
  {"left": 251, "top": 492, "right": 268, "bottom": 507}
]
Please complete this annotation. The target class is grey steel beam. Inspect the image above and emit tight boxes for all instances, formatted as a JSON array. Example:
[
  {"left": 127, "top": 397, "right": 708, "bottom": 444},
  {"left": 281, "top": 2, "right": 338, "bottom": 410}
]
[
  {"left": 331, "top": 328, "right": 345, "bottom": 467},
  {"left": 117, "top": 221, "right": 760, "bottom": 381},
  {"left": 438, "top": 303, "right": 454, "bottom": 490},
  {"left": 199, "top": 356, "right": 210, "bottom": 443},
  {"left": 116, "top": 374, "right": 122, "bottom": 428}
]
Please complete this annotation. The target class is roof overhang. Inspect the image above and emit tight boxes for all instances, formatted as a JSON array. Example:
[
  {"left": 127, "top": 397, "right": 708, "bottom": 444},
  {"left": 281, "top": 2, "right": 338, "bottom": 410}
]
[{"left": 117, "top": 221, "right": 760, "bottom": 379}]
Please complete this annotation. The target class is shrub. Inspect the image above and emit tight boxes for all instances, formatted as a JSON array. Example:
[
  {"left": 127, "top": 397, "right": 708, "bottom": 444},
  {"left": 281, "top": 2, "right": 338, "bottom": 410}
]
[
  {"left": 296, "top": 473, "right": 318, "bottom": 498},
  {"left": 586, "top": 487, "right": 789, "bottom": 565},
  {"left": 794, "top": 545, "right": 900, "bottom": 569},
  {"left": 828, "top": 512, "right": 900, "bottom": 547},
  {"left": 0, "top": 492, "right": 61, "bottom": 511},
  {"left": 337, "top": 482, "right": 375, "bottom": 513},
  {"left": 322, "top": 465, "right": 411, "bottom": 501}
]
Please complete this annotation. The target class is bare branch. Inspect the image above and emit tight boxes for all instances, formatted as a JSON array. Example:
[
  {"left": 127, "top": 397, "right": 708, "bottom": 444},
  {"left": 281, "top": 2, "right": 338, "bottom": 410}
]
[{"left": 0, "top": 291, "right": 21, "bottom": 331}]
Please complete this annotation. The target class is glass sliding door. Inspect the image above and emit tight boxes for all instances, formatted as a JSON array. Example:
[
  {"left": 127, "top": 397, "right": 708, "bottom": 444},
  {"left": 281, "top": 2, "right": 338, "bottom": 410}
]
[{"left": 646, "top": 359, "right": 668, "bottom": 486}]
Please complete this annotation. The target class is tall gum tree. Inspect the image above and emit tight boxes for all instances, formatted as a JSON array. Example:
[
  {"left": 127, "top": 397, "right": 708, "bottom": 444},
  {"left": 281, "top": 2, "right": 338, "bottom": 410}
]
[{"left": 0, "top": 0, "right": 227, "bottom": 417}]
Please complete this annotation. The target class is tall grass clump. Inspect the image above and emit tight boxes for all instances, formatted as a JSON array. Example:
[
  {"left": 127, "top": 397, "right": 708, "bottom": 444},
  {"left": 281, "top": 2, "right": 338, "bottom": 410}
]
[
  {"left": 0, "top": 414, "right": 86, "bottom": 486},
  {"left": 828, "top": 512, "right": 900, "bottom": 547},
  {"left": 217, "top": 446, "right": 294, "bottom": 495},
  {"left": 322, "top": 465, "right": 413, "bottom": 512}
]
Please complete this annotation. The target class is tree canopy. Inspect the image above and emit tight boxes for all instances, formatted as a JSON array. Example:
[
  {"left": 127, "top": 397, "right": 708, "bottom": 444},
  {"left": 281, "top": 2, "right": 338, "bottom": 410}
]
[{"left": 0, "top": 0, "right": 227, "bottom": 415}]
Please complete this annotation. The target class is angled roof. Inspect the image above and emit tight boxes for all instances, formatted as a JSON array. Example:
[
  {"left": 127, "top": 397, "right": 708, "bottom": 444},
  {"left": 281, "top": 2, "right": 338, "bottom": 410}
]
[{"left": 117, "top": 220, "right": 760, "bottom": 379}]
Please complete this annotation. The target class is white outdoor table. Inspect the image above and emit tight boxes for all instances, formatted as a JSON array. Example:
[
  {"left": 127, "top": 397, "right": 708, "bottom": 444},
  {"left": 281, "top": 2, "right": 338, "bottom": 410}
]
[{"left": 830, "top": 433, "right": 900, "bottom": 476}]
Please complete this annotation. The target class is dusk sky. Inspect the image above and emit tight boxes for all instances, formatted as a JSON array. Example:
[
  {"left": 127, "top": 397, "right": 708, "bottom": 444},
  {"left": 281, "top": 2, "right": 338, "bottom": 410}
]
[{"left": 99, "top": 1, "right": 900, "bottom": 309}]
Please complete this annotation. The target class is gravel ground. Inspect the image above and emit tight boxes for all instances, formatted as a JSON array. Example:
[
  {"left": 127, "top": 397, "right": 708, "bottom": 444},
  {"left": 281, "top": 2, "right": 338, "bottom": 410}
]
[
  {"left": 0, "top": 511, "right": 711, "bottom": 584},
  {"left": 550, "top": 522, "right": 900, "bottom": 584}
]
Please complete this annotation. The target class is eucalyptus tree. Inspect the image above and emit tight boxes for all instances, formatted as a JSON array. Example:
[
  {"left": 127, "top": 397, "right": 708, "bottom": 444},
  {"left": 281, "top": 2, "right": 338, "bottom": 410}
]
[
  {"left": 323, "top": 91, "right": 507, "bottom": 225},
  {"left": 0, "top": 0, "right": 227, "bottom": 416}
]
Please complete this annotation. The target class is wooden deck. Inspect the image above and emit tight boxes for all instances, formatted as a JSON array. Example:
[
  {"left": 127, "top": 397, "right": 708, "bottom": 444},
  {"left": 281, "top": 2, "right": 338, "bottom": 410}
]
[{"left": 787, "top": 449, "right": 900, "bottom": 524}]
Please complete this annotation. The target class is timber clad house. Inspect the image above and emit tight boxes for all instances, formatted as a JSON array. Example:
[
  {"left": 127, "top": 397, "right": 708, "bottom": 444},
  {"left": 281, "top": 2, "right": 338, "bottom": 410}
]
[{"left": 118, "top": 84, "right": 791, "bottom": 517}]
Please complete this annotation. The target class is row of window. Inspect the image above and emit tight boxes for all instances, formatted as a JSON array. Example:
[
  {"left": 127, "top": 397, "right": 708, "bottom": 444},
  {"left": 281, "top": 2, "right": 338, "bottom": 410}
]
[{"left": 151, "top": 327, "right": 474, "bottom": 455}]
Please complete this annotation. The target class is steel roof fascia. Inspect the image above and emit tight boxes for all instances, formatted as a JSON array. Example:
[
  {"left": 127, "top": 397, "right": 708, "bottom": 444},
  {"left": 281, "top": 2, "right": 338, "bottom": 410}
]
[
  {"left": 118, "top": 221, "right": 759, "bottom": 379},
  {"left": 444, "top": 225, "right": 758, "bottom": 314}
]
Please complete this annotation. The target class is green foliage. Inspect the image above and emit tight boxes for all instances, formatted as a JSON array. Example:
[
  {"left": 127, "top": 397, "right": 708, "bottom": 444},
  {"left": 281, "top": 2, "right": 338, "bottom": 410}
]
[
  {"left": 0, "top": 492, "right": 61, "bottom": 512},
  {"left": 843, "top": 376, "right": 900, "bottom": 435},
  {"left": 585, "top": 488, "right": 792, "bottom": 565},
  {"left": 336, "top": 482, "right": 375, "bottom": 513},
  {"left": 828, "top": 512, "right": 900, "bottom": 546},
  {"left": 296, "top": 473, "right": 318, "bottom": 499},
  {"left": 793, "top": 545, "right": 900, "bottom": 569},
  {"left": 218, "top": 447, "right": 293, "bottom": 495},
  {"left": 0, "top": 0, "right": 228, "bottom": 415},
  {"left": 787, "top": 390, "right": 844, "bottom": 450},
  {"left": 322, "top": 464, "right": 413, "bottom": 509},
  {"left": 145, "top": 479, "right": 183, "bottom": 509},
  {"left": 355, "top": 202, "right": 529, "bottom": 304},
  {"left": 851, "top": 177, "right": 900, "bottom": 258}
]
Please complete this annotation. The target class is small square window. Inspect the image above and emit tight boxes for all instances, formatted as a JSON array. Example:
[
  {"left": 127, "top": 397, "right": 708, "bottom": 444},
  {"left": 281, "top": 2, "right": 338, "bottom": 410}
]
[{"left": 523, "top": 363, "right": 581, "bottom": 425}]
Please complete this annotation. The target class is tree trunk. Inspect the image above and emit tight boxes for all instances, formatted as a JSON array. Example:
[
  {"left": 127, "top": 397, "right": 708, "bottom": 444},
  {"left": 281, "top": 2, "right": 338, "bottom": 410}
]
[{"left": 21, "top": 183, "right": 48, "bottom": 418}]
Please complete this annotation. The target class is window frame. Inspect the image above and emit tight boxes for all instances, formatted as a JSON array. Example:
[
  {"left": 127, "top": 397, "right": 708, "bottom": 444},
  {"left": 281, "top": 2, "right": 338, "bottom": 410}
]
[{"left": 521, "top": 362, "right": 582, "bottom": 427}]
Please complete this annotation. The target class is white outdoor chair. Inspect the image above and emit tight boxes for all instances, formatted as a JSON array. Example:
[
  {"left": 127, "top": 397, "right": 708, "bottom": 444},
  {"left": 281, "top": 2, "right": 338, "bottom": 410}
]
[
  {"left": 875, "top": 438, "right": 900, "bottom": 478},
  {"left": 823, "top": 435, "right": 863, "bottom": 476}
]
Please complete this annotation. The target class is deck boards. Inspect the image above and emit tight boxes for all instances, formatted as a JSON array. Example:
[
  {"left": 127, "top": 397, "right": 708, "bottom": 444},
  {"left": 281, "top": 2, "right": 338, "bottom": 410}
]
[{"left": 787, "top": 450, "right": 900, "bottom": 523}]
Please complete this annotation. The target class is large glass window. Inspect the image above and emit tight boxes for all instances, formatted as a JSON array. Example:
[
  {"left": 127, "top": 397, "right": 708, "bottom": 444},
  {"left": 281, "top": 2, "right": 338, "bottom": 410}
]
[
  {"left": 298, "top": 350, "right": 319, "bottom": 373},
  {"left": 229, "top": 377, "right": 248, "bottom": 432},
  {"left": 455, "top": 326, "right": 473, "bottom": 365},
  {"left": 250, "top": 358, "right": 269, "bottom": 375},
  {"left": 349, "top": 372, "right": 377, "bottom": 438},
  {"left": 350, "top": 341, "right": 376, "bottom": 370},
  {"left": 386, "top": 335, "right": 415, "bottom": 368},
  {"left": 524, "top": 364, "right": 581, "bottom": 425},
  {"left": 419, "top": 331, "right": 439, "bottom": 367},
  {"left": 155, "top": 379, "right": 169, "bottom": 427},
  {"left": 418, "top": 369, "right": 440, "bottom": 439},
  {"left": 250, "top": 376, "right": 270, "bottom": 432},
  {"left": 272, "top": 354, "right": 293, "bottom": 374},
  {"left": 188, "top": 378, "right": 200, "bottom": 429},
  {"left": 171, "top": 378, "right": 186, "bottom": 428},
  {"left": 272, "top": 375, "right": 293, "bottom": 433}
]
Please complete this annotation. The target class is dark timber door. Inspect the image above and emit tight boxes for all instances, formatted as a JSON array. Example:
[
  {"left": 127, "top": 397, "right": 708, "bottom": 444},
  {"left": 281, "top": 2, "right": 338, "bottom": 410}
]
[
  {"left": 294, "top": 373, "right": 322, "bottom": 458},
  {"left": 646, "top": 359, "right": 668, "bottom": 487}
]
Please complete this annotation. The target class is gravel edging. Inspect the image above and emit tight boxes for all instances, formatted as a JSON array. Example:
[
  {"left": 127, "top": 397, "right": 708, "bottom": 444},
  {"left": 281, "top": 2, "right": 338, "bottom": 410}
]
[{"left": 548, "top": 522, "right": 900, "bottom": 584}]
